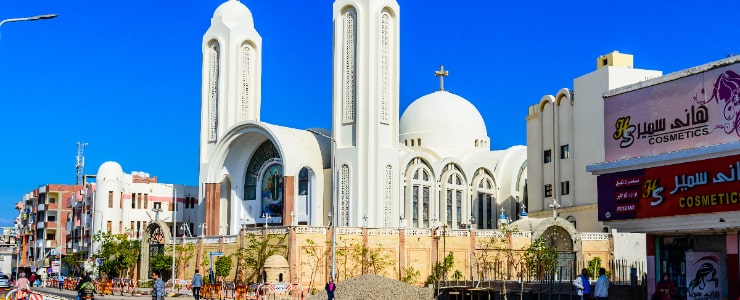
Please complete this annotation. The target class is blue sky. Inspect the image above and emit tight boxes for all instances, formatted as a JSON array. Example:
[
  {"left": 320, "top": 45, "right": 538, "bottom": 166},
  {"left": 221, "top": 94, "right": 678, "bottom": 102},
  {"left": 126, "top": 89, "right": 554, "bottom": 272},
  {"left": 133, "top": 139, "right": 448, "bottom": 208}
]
[{"left": 2, "top": 0, "right": 739, "bottom": 226}]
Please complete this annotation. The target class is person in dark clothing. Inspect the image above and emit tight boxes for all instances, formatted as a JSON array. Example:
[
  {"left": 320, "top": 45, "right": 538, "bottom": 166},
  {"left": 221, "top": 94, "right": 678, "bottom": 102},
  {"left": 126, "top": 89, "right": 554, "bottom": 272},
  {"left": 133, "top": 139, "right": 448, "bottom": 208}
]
[
  {"left": 75, "top": 274, "right": 96, "bottom": 300},
  {"left": 324, "top": 277, "right": 336, "bottom": 300},
  {"left": 656, "top": 274, "right": 675, "bottom": 300}
]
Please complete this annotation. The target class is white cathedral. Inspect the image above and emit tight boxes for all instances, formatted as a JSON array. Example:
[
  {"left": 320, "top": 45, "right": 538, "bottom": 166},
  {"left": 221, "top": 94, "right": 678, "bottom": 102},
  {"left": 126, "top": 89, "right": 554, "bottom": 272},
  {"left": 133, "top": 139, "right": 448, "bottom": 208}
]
[{"left": 197, "top": 0, "right": 527, "bottom": 236}]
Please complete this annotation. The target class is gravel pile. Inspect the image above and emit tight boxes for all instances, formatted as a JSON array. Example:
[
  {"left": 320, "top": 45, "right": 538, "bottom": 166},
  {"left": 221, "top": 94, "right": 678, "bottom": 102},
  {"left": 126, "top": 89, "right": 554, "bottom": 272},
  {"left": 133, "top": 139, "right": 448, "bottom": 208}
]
[{"left": 306, "top": 274, "right": 433, "bottom": 300}]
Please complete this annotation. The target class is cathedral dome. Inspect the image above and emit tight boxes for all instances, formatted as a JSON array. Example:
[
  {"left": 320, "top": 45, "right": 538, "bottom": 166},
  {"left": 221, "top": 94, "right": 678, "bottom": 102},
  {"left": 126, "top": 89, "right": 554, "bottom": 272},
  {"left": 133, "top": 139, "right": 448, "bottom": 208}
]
[
  {"left": 400, "top": 91, "right": 489, "bottom": 156},
  {"left": 213, "top": 0, "right": 254, "bottom": 26}
]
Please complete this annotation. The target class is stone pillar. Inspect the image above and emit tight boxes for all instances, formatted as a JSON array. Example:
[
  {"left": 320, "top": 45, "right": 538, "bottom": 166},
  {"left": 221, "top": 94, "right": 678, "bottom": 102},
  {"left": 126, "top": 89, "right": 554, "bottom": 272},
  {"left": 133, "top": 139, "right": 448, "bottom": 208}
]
[
  {"left": 398, "top": 229, "right": 406, "bottom": 279},
  {"left": 204, "top": 183, "right": 221, "bottom": 236},
  {"left": 469, "top": 230, "right": 476, "bottom": 281},
  {"left": 288, "top": 227, "right": 298, "bottom": 283},
  {"left": 282, "top": 176, "right": 295, "bottom": 226}
]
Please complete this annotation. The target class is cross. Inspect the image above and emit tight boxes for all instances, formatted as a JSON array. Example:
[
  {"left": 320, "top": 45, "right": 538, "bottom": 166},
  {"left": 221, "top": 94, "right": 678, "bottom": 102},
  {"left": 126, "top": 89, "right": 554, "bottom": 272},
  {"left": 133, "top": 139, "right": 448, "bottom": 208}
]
[
  {"left": 434, "top": 65, "right": 449, "bottom": 91},
  {"left": 521, "top": 203, "right": 526, "bottom": 212},
  {"left": 500, "top": 207, "right": 505, "bottom": 216},
  {"left": 548, "top": 198, "right": 561, "bottom": 220}
]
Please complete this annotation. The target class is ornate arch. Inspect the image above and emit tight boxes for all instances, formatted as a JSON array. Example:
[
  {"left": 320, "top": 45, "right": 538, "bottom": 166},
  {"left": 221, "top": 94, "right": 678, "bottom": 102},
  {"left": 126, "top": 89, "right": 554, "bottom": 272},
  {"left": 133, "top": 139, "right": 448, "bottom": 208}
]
[{"left": 139, "top": 221, "right": 172, "bottom": 281}]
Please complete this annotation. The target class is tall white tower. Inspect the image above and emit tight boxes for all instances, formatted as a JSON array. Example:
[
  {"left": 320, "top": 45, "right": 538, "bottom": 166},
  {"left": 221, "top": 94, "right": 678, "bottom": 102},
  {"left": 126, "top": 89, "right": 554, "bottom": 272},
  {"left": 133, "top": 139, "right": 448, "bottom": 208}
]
[
  {"left": 332, "top": 0, "right": 401, "bottom": 228},
  {"left": 199, "top": 0, "right": 262, "bottom": 165}
]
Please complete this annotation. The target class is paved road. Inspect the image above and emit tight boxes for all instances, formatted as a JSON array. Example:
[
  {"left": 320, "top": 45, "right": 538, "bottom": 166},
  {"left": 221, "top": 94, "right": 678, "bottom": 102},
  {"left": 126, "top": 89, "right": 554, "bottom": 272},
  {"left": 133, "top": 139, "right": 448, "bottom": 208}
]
[{"left": 32, "top": 286, "right": 193, "bottom": 300}]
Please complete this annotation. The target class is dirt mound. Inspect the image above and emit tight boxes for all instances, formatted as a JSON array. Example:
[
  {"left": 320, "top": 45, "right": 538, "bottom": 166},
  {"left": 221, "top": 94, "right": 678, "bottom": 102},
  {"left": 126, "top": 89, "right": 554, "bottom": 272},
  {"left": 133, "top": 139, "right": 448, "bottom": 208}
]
[{"left": 306, "top": 274, "right": 433, "bottom": 300}]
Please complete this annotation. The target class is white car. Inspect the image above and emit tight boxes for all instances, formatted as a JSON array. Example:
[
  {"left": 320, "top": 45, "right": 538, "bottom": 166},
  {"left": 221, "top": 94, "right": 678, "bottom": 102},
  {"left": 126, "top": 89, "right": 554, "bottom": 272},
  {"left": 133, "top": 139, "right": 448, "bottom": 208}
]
[{"left": 0, "top": 275, "right": 10, "bottom": 289}]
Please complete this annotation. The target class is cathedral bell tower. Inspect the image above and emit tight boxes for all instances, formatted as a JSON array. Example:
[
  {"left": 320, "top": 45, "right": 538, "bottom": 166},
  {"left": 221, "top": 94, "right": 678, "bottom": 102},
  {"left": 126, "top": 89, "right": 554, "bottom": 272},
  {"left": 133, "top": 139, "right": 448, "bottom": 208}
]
[
  {"left": 332, "top": 0, "right": 401, "bottom": 228},
  {"left": 199, "top": 0, "right": 262, "bottom": 235}
]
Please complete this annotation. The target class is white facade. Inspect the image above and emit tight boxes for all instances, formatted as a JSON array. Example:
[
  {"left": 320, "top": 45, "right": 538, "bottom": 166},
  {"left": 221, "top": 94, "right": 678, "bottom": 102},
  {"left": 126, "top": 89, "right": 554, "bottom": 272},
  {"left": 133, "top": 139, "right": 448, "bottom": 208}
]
[
  {"left": 92, "top": 161, "right": 198, "bottom": 253},
  {"left": 525, "top": 51, "right": 662, "bottom": 232},
  {"left": 197, "top": 0, "right": 527, "bottom": 233}
]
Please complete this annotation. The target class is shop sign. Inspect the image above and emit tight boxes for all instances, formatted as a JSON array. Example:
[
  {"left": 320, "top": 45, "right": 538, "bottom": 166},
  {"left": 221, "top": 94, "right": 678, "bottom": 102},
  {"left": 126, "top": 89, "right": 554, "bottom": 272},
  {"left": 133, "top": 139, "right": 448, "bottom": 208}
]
[
  {"left": 597, "top": 154, "right": 740, "bottom": 220},
  {"left": 686, "top": 252, "right": 720, "bottom": 300},
  {"left": 604, "top": 63, "right": 740, "bottom": 162}
]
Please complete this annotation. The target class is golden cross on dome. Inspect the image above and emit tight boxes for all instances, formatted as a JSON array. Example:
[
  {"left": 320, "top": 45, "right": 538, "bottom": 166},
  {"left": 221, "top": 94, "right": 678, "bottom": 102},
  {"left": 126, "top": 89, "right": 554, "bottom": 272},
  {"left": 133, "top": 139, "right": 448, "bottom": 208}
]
[{"left": 434, "top": 65, "right": 449, "bottom": 91}]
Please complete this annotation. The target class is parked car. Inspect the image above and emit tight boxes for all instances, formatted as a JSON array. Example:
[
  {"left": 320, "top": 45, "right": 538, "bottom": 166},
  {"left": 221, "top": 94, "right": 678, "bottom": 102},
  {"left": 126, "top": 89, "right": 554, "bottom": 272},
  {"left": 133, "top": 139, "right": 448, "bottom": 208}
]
[{"left": 0, "top": 275, "right": 10, "bottom": 289}]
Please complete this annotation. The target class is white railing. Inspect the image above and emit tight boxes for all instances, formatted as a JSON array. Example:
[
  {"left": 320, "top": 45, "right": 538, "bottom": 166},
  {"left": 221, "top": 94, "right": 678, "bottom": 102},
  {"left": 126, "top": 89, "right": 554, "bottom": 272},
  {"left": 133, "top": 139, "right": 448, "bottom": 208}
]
[
  {"left": 295, "top": 227, "right": 326, "bottom": 234},
  {"left": 336, "top": 228, "right": 363, "bottom": 235},
  {"left": 581, "top": 232, "right": 610, "bottom": 241},
  {"left": 203, "top": 237, "right": 221, "bottom": 244},
  {"left": 404, "top": 229, "right": 432, "bottom": 236},
  {"left": 367, "top": 228, "right": 398, "bottom": 236}
]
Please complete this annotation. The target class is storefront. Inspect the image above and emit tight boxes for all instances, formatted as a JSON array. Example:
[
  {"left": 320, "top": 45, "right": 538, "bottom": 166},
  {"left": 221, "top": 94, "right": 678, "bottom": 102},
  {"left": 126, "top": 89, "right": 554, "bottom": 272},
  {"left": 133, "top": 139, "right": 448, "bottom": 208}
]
[{"left": 588, "top": 57, "right": 740, "bottom": 300}]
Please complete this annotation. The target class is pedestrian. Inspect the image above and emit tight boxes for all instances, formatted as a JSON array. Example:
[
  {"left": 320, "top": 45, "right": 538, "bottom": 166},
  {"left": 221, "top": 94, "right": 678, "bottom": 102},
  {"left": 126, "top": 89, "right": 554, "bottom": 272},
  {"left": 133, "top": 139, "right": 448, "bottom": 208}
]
[
  {"left": 192, "top": 269, "right": 203, "bottom": 300},
  {"left": 16, "top": 273, "right": 31, "bottom": 300},
  {"left": 593, "top": 268, "right": 610, "bottom": 300},
  {"left": 152, "top": 271, "right": 165, "bottom": 300},
  {"left": 58, "top": 274, "right": 65, "bottom": 290},
  {"left": 655, "top": 274, "right": 675, "bottom": 300},
  {"left": 324, "top": 277, "right": 336, "bottom": 300},
  {"left": 572, "top": 268, "right": 591, "bottom": 299}
]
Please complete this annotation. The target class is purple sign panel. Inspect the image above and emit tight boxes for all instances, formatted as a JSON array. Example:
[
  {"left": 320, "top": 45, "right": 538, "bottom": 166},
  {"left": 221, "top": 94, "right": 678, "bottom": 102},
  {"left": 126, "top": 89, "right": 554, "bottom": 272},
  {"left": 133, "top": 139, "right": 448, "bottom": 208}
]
[{"left": 605, "top": 63, "right": 740, "bottom": 162}]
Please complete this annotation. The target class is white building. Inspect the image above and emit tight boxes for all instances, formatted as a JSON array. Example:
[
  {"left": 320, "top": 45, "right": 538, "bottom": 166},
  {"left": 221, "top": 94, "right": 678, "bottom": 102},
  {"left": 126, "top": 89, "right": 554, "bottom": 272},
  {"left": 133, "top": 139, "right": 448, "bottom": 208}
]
[
  {"left": 196, "top": 0, "right": 527, "bottom": 235},
  {"left": 92, "top": 162, "right": 198, "bottom": 254},
  {"left": 524, "top": 52, "right": 663, "bottom": 272}
]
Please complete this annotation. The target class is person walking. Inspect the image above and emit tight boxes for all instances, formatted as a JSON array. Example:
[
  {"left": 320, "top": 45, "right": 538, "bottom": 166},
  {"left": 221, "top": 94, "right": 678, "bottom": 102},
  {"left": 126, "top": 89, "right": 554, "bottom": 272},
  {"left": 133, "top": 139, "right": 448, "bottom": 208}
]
[
  {"left": 152, "top": 271, "right": 165, "bottom": 300},
  {"left": 16, "top": 273, "right": 31, "bottom": 300},
  {"left": 656, "top": 274, "right": 675, "bottom": 300},
  {"left": 324, "top": 277, "right": 336, "bottom": 300},
  {"left": 593, "top": 268, "right": 610, "bottom": 300},
  {"left": 192, "top": 269, "right": 203, "bottom": 300},
  {"left": 572, "top": 268, "right": 591, "bottom": 299},
  {"left": 57, "top": 274, "right": 64, "bottom": 290}
]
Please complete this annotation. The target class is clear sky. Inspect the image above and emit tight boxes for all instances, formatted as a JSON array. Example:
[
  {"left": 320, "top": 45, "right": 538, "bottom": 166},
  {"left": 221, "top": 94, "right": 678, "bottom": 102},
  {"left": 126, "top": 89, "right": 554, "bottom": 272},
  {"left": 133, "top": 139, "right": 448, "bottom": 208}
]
[{"left": 2, "top": 0, "right": 739, "bottom": 227}]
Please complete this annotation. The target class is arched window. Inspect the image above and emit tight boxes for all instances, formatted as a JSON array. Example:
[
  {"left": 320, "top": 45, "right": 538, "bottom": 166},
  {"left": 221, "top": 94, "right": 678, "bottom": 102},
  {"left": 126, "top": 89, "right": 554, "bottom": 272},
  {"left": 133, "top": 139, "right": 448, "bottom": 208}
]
[
  {"left": 244, "top": 141, "right": 280, "bottom": 200},
  {"left": 473, "top": 171, "right": 495, "bottom": 229},
  {"left": 441, "top": 164, "right": 466, "bottom": 228},
  {"left": 207, "top": 40, "right": 220, "bottom": 142},
  {"left": 341, "top": 8, "right": 357, "bottom": 124},
  {"left": 405, "top": 158, "right": 433, "bottom": 228}
]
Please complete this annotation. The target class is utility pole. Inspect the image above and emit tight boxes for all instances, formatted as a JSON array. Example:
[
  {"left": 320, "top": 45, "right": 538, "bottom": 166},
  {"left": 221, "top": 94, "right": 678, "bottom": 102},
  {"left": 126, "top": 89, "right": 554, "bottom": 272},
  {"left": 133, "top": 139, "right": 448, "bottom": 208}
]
[{"left": 75, "top": 142, "right": 88, "bottom": 185}]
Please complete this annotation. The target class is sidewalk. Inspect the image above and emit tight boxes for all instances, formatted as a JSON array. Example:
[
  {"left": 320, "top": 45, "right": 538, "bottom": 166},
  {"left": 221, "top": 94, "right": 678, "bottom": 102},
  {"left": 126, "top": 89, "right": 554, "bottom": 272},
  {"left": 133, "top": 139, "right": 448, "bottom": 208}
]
[{"left": 32, "top": 286, "right": 193, "bottom": 300}]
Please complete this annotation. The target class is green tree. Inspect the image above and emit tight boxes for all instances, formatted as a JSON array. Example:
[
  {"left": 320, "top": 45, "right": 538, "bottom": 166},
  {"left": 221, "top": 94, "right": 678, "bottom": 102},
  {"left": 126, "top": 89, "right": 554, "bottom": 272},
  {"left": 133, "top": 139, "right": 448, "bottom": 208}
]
[
  {"left": 150, "top": 253, "right": 173, "bottom": 277},
  {"left": 427, "top": 252, "right": 455, "bottom": 284},
  {"left": 61, "top": 252, "right": 84, "bottom": 276},
  {"left": 400, "top": 266, "right": 420, "bottom": 285},
  {"left": 301, "top": 239, "right": 329, "bottom": 293},
  {"left": 236, "top": 232, "right": 287, "bottom": 282},
  {"left": 92, "top": 231, "right": 140, "bottom": 279},
  {"left": 214, "top": 255, "right": 233, "bottom": 283},
  {"left": 523, "top": 237, "right": 559, "bottom": 281},
  {"left": 165, "top": 243, "right": 196, "bottom": 278}
]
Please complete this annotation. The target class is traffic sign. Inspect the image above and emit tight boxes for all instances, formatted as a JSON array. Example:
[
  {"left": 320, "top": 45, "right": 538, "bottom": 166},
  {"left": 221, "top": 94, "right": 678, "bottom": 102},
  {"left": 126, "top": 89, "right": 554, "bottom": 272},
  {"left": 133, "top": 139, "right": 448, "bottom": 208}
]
[{"left": 210, "top": 251, "right": 224, "bottom": 256}]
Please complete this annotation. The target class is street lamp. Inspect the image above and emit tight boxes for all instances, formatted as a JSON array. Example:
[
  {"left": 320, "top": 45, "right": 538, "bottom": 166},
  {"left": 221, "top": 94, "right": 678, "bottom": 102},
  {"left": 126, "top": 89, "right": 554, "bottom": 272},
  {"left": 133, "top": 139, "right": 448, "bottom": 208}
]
[
  {"left": 306, "top": 129, "right": 337, "bottom": 281},
  {"left": 262, "top": 213, "right": 271, "bottom": 227},
  {"left": 0, "top": 14, "right": 57, "bottom": 28},
  {"left": 169, "top": 185, "right": 177, "bottom": 291}
]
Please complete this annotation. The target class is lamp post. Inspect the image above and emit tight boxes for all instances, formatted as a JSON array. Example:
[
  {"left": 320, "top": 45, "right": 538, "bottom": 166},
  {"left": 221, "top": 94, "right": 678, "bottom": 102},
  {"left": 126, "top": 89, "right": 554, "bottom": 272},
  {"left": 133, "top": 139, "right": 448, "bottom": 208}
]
[
  {"left": 170, "top": 184, "right": 177, "bottom": 291},
  {"left": 262, "top": 213, "right": 271, "bottom": 227},
  {"left": 305, "top": 129, "right": 337, "bottom": 281},
  {"left": 0, "top": 14, "right": 57, "bottom": 28}
]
